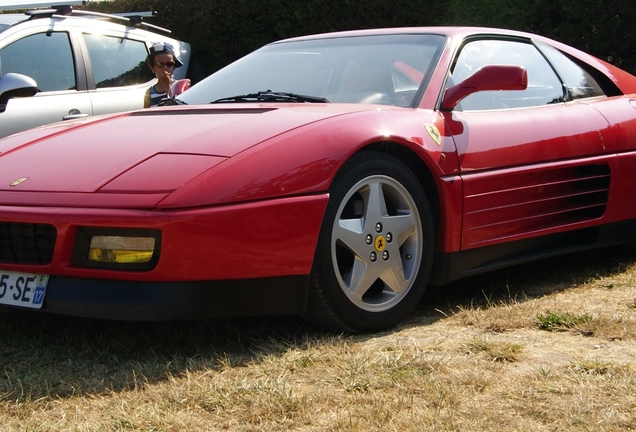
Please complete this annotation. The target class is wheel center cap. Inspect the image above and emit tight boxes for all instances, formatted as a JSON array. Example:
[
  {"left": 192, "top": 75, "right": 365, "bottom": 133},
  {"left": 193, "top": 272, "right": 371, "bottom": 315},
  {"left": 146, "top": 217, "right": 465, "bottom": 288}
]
[{"left": 374, "top": 235, "right": 386, "bottom": 252}]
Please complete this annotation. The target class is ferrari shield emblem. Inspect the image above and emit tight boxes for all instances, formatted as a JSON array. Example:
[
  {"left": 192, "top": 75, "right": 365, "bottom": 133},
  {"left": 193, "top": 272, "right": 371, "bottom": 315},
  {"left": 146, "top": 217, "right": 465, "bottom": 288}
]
[
  {"left": 9, "top": 177, "right": 28, "bottom": 187},
  {"left": 424, "top": 124, "right": 442, "bottom": 146}
]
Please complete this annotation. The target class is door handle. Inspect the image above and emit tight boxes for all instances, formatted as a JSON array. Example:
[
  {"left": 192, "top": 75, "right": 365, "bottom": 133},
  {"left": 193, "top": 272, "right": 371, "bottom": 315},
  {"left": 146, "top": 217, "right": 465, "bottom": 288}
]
[{"left": 63, "top": 109, "right": 89, "bottom": 121}]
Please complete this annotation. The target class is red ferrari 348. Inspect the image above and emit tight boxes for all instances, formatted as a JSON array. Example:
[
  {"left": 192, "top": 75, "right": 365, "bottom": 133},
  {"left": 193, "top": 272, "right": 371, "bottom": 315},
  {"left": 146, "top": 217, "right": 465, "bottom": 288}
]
[{"left": 1, "top": 27, "right": 635, "bottom": 332}]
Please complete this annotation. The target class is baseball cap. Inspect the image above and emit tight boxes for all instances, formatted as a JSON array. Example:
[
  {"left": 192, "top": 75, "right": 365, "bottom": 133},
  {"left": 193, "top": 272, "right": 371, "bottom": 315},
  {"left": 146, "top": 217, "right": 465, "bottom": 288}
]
[{"left": 148, "top": 42, "right": 183, "bottom": 68}]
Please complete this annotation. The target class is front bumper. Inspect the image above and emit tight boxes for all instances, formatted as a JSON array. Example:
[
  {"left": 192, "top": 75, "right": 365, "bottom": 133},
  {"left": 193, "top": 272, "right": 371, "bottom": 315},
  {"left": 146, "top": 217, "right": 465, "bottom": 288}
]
[
  {"left": 0, "top": 194, "right": 328, "bottom": 282},
  {"left": 13, "top": 274, "right": 310, "bottom": 320}
]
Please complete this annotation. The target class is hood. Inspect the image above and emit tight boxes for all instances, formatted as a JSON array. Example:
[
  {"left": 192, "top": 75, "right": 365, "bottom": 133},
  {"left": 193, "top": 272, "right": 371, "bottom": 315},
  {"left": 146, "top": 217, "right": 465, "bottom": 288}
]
[{"left": 0, "top": 104, "right": 372, "bottom": 195}]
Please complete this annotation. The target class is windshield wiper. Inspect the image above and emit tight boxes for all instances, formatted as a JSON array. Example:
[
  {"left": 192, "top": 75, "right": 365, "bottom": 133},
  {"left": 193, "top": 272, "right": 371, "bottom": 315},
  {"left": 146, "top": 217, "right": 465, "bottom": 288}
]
[
  {"left": 157, "top": 97, "right": 188, "bottom": 106},
  {"left": 212, "top": 90, "right": 329, "bottom": 103}
]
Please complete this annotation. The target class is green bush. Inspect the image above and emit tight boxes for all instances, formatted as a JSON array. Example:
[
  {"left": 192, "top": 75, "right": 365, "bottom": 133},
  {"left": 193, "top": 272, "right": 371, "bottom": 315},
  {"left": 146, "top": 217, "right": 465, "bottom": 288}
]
[
  {"left": 85, "top": 0, "right": 449, "bottom": 76},
  {"left": 446, "top": 0, "right": 636, "bottom": 74},
  {"left": 86, "top": 0, "right": 636, "bottom": 77}
]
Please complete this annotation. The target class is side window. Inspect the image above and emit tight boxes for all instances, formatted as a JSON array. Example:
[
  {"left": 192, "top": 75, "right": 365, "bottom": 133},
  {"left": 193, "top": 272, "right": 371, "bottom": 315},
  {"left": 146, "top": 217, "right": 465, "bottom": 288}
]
[
  {"left": 537, "top": 42, "right": 605, "bottom": 100},
  {"left": 83, "top": 34, "right": 153, "bottom": 88},
  {"left": 449, "top": 39, "right": 564, "bottom": 110},
  {"left": 0, "top": 32, "right": 76, "bottom": 92}
]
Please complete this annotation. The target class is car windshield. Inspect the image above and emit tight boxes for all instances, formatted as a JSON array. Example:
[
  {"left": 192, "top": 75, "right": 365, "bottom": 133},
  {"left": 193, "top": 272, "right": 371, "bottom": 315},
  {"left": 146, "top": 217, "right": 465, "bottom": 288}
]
[{"left": 180, "top": 33, "right": 445, "bottom": 107}]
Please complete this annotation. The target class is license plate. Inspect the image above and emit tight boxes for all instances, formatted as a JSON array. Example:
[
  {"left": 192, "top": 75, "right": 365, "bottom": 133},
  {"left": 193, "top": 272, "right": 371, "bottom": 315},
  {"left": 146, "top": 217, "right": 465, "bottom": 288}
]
[{"left": 0, "top": 270, "right": 48, "bottom": 309}]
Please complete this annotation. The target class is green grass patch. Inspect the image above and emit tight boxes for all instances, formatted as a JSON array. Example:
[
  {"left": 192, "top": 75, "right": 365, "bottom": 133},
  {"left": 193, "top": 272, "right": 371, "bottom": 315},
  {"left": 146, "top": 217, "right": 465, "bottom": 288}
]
[{"left": 537, "top": 310, "right": 593, "bottom": 331}]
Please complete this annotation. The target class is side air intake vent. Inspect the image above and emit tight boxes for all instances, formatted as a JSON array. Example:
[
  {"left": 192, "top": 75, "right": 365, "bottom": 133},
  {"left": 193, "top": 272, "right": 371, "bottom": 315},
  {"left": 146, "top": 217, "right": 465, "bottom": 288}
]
[{"left": 463, "top": 164, "right": 610, "bottom": 248}]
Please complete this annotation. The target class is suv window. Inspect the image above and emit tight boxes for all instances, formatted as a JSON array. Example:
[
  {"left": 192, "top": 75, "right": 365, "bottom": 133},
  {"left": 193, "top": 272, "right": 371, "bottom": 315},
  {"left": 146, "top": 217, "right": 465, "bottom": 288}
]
[
  {"left": 537, "top": 42, "right": 605, "bottom": 100},
  {"left": 83, "top": 33, "right": 153, "bottom": 88},
  {"left": 0, "top": 31, "right": 76, "bottom": 92},
  {"left": 449, "top": 39, "right": 565, "bottom": 110}
]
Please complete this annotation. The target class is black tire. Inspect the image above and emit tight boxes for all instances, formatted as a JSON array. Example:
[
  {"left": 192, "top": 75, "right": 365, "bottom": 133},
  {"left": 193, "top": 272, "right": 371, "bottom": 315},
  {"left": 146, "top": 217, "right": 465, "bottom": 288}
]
[{"left": 305, "top": 151, "right": 434, "bottom": 332}]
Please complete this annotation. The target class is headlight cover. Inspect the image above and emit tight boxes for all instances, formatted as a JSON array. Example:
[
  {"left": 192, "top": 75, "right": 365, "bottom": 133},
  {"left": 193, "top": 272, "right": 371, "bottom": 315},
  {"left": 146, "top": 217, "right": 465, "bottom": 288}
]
[{"left": 73, "top": 227, "right": 161, "bottom": 271}]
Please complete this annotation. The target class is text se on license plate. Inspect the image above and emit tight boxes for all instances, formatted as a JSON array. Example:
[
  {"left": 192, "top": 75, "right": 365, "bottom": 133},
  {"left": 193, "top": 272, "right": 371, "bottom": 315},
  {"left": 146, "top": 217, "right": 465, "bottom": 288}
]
[{"left": 0, "top": 270, "right": 48, "bottom": 309}]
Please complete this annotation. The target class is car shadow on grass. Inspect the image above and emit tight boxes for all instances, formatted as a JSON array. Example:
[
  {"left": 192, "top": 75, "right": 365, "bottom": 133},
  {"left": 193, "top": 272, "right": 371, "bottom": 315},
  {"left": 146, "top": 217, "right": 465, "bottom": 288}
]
[
  {"left": 1, "top": 244, "right": 635, "bottom": 401},
  {"left": 411, "top": 243, "right": 636, "bottom": 324},
  {"left": 0, "top": 308, "right": 317, "bottom": 401}
]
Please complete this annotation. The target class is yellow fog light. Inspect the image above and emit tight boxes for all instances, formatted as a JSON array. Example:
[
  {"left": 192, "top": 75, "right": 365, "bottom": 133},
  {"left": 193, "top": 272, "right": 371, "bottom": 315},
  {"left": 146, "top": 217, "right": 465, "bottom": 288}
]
[{"left": 88, "top": 236, "right": 156, "bottom": 264}]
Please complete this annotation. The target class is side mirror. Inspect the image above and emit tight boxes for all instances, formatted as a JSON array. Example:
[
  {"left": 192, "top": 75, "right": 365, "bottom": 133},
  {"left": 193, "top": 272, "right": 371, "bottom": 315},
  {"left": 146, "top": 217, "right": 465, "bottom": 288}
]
[
  {"left": 441, "top": 65, "right": 528, "bottom": 110},
  {"left": 0, "top": 73, "right": 38, "bottom": 111}
]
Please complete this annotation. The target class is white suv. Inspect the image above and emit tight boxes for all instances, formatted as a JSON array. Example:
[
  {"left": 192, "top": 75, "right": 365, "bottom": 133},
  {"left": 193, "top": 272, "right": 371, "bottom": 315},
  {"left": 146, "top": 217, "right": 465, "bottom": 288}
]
[{"left": 0, "top": 1, "right": 191, "bottom": 138}]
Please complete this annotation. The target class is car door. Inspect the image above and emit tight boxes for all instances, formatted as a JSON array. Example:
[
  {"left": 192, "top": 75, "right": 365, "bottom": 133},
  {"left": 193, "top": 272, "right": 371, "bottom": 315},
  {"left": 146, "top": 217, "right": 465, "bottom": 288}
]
[
  {"left": 440, "top": 37, "right": 616, "bottom": 250},
  {"left": 80, "top": 32, "right": 155, "bottom": 115},
  {"left": 0, "top": 30, "right": 92, "bottom": 138},
  {"left": 537, "top": 40, "right": 636, "bottom": 224}
]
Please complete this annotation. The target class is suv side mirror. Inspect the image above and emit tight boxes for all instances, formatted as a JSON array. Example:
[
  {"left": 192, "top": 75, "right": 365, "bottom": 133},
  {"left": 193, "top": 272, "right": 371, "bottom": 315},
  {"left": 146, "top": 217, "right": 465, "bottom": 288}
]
[
  {"left": 0, "top": 73, "right": 38, "bottom": 112},
  {"left": 441, "top": 65, "right": 528, "bottom": 110}
]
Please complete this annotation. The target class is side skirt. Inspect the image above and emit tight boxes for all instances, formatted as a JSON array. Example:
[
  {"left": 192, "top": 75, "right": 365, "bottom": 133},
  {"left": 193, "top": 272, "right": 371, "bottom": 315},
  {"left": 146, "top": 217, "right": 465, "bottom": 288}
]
[{"left": 429, "top": 219, "right": 636, "bottom": 285}]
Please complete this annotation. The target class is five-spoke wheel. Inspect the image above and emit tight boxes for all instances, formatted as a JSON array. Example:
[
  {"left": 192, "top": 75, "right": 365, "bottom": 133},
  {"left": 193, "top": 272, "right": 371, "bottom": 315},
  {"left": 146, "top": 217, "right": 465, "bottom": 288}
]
[{"left": 306, "top": 151, "right": 434, "bottom": 332}]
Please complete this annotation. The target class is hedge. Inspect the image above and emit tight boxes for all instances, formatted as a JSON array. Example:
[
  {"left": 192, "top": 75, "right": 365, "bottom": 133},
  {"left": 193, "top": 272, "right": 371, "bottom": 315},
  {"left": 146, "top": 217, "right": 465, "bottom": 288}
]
[{"left": 86, "top": 0, "right": 636, "bottom": 77}]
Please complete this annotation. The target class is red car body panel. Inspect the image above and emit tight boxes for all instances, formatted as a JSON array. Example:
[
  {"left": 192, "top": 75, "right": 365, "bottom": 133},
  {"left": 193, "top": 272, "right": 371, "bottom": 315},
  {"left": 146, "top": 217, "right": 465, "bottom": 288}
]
[
  {"left": 1, "top": 26, "right": 636, "bottom": 322},
  {"left": 0, "top": 195, "right": 327, "bottom": 282},
  {"left": 0, "top": 105, "right": 452, "bottom": 205},
  {"left": 0, "top": 106, "right": 447, "bottom": 282}
]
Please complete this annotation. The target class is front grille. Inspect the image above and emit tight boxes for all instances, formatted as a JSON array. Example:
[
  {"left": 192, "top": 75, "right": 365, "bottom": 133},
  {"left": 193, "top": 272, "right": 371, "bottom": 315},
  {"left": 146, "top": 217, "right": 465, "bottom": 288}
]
[{"left": 0, "top": 222, "right": 57, "bottom": 265}]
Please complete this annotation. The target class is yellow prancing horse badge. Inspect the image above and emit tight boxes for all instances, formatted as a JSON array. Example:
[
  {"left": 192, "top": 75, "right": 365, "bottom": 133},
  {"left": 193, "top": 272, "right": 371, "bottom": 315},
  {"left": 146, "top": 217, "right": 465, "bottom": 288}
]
[
  {"left": 374, "top": 235, "right": 386, "bottom": 252},
  {"left": 424, "top": 124, "right": 442, "bottom": 146}
]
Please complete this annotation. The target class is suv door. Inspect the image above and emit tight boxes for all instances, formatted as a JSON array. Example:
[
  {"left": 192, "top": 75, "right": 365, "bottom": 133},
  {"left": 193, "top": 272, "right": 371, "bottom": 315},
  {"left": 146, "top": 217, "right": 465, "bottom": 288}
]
[
  {"left": 0, "top": 30, "right": 92, "bottom": 138},
  {"left": 80, "top": 32, "right": 154, "bottom": 115}
]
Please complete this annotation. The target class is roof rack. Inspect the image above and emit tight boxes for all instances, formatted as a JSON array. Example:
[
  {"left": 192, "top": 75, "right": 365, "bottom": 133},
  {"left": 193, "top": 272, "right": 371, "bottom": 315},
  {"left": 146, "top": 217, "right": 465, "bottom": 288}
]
[
  {"left": 0, "top": 1, "right": 85, "bottom": 11},
  {"left": 20, "top": 4, "right": 171, "bottom": 34},
  {"left": 113, "top": 11, "right": 168, "bottom": 34}
]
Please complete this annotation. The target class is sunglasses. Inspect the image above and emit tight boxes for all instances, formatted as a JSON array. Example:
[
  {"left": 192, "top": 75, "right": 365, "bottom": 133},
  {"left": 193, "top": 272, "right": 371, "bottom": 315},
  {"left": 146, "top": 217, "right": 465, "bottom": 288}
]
[{"left": 155, "top": 61, "right": 176, "bottom": 68}]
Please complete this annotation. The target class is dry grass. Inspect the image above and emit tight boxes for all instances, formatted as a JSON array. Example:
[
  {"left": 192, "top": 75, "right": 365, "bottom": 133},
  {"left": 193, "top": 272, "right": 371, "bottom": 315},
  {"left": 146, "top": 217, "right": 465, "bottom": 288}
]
[{"left": 1, "top": 245, "right": 636, "bottom": 431}]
